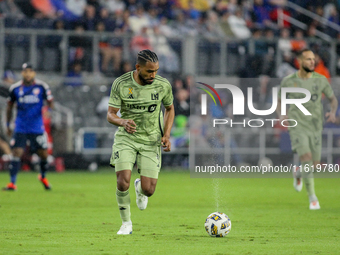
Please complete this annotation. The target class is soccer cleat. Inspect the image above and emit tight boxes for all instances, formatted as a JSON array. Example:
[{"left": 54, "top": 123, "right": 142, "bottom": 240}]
[
  {"left": 293, "top": 166, "right": 303, "bottom": 192},
  {"left": 38, "top": 175, "right": 51, "bottom": 190},
  {"left": 134, "top": 178, "right": 148, "bottom": 210},
  {"left": 117, "top": 221, "right": 132, "bottom": 235},
  {"left": 2, "top": 183, "right": 17, "bottom": 191},
  {"left": 309, "top": 201, "right": 320, "bottom": 210}
]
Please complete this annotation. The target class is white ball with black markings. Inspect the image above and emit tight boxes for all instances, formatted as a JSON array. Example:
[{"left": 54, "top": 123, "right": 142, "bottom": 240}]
[{"left": 204, "top": 212, "right": 231, "bottom": 237}]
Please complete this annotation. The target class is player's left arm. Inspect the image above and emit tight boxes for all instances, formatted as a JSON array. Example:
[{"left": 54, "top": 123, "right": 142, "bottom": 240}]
[
  {"left": 46, "top": 99, "right": 54, "bottom": 110},
  {"left": 162, "top": 104, "right": 175, "bottom": 152},
  {"left": 325, "top": 94, "right": 338, "bottom": 123},
  {"left": 42, "top": 83, "right": 54, "bottom": 110}
]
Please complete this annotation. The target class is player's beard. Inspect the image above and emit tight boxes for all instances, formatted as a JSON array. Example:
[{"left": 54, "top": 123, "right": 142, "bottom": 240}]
[
  {"left": 302, "top": 64, "right": 314, "bottom": 73},
  {"left": 138, "top": 73, "right": 154, "bottom": 85},
  {"left": 23, "top": 78, "right": 34, "bottom": 85}
]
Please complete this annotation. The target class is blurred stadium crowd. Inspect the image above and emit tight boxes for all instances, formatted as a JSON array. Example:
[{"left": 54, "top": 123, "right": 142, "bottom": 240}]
[
  {"left": 1, "top": 0, "right": 340, "bottom": 168},
  {"left": 1, "top": 0, "right": 340, "bottom": 75}
]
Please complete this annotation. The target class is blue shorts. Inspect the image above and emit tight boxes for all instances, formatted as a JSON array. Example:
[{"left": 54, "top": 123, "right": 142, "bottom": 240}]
[{"left": 10, "top": 133, "right": 48, "bottom": 152}]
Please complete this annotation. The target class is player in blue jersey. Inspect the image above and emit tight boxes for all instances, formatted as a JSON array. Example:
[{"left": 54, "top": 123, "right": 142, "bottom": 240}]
[{"left": 3, "top": 63, "right": 54, "bottom": 191}]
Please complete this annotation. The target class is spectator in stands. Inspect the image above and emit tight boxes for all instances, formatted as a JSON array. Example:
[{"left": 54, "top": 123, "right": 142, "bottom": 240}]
[
  {"left": 130, "top": 26, "right": 153, "bottom": 55},
  {"left": 179, "top": 0, "right": 210, "bottom": 12},
  {"left": 227, "top": 7, "right": 252, "bottom": 39},
  {"left": 306, "top": 24, "right": 318, "bottom": 38},
  {"left": 171, "top": 115, "right": 189, "bottom": 149},
  {"left": 260, "top": 28, "right": 276, "bottom": 77},
  {"left": 0, "top": 0, "right": 23, "bottom": 18},
  {"left": 212, "top": 0, "right": 228, "bottom": 17},
  {"left": 323, "top": 96, "right": 340, "bottom": 164},
  {"left": 174, "top": 89, "right": 190, "bottom": 117},
  {"left": 87, "top": 0, "right": 101, "bottom": 11},
  {"left": 276, "top": 51, "right": 296, "bottom": 78},
  {"left": 251, "top": 0, "right": 272, "bottom": 28},
  {"left": 114, "top": 9, "right": 131, "bottom": 34},
  {"left": 183, "top": 74, "right": 195, "bottom": 94},
  {"left": 239, "top": 55, "right": 262, "bottom": 104},
  {"left": 171, "top": 11, "right": 199, "bottom": 36},
  {"left": 200, "top": 10, "right": 225, "bottom": 39},
  {"left": 314, "top": 53, "right": 331, "bottom": 80},
  {"left": 313, "top": 6, "right": 325, "bottom": 32},
  {"left": 2, "top": 70, "right": 16, "bottom": 87},
  {"left": 117, "top": 60, "right": 133, "bottom": 76},
  {"left": 149, "top": 25, "right": 180, "bottom": 74},
  {"left": 158, "top": 0, "right": 175, "bottom": 20},
  {"left": 278, "top": 27, "right": 291, "bottom": 55},
  {"left": 124, "top": 0, "right": 138, "bottom": 14},
  {"left": 268, "top": 1, "right": 291, "bottom": 28},
  {"left": 65, "top": 0, "right": 87, "bottom": 20},
  {"left": 81, "top": 4, "right": 98, "bottom": 30},
  {"left": 148, "top": 7, "right": 161, "bottom": 27},
  {"left": 69, "top": 23, "right": 92, "bottom": 70},
  {"left": 296, "top": 4, "right": 314, "bottom": 27},
  {"left": 64, "top": 61, "right": 83, "bottom": 87},
  {"left": 48, "top": 0, "right": 80, "bottom": 22},
  {"left": 325, "top": 4, "right": 339, "bottom": 38},
  {"left": 173, "top": 77, "right": 185, "bottom": 93},
  {"left": 158, "top": 17, "right": 177, "bottom": 37},
  {"left": 128, "top": 5, "right": 150, "bottom": 34},
  {"left": 290, "top": 29, "right": 307, "bottom": 52},
  {"left": 100, "top": 0, "right": 126, "bottom": 15},
  {"left": 98, "top": 7, "right": 116, "bottom": 31},
  {"left": 30, "top": 0, "right": 59, "bottom": 19},
  {"left": 185, "top": 0, "right": 201, "bottom": 21},
  {"left": 96, "top": 21, "right": 122, "bottom": 75}
]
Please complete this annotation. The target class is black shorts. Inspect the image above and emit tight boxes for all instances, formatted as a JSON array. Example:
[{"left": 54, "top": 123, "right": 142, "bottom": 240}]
[{"left": 10, "top": 133, "right": 48, "bottom": 152}]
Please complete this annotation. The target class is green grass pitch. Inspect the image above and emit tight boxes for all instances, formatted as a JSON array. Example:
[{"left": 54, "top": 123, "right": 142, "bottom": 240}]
[{"left": 1, "top": 168, "right": 340, "bottom": 255}]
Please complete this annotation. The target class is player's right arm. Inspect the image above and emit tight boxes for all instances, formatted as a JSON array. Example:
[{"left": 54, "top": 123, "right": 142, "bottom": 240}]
[
  {"left": 107, "top": 106, "right": 136, "bottom": 134},
  {"left": 107, "top": 78, "right": 137, "bottom": 134}
]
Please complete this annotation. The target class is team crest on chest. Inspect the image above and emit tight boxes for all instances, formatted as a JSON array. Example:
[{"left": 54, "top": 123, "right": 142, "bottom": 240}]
[
  {"left": 33, "top": 88, "right": 40, "bottom": 95},
  {"left": 151, "top": 92, "right": 159, "bottom": 100}
]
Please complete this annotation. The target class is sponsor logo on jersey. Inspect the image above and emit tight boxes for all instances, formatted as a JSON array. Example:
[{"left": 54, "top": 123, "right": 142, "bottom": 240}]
[
  {"left": 126, "top": 104, "right": 145, "bottom": 110},
  {"left": 148, "top": 104, "right": 157, "bottom": 113},
  {"left": 19, "top": 95, "right": 40, "bottom": 104}
]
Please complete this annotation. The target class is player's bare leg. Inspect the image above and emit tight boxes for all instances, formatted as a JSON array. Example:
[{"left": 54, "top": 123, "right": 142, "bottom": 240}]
[
  {"left": 299, "top": 152, "right": 320, "bottom": 210},
  {"left": 116, "top": 170, "right": 132, "bottom": 234},
  {"left": 134, "top": 175, "right": 157, "bottom": 210}
]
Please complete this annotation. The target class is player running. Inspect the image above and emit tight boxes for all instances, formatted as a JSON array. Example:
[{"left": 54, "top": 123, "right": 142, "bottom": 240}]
[
  {"left": 3, "top": 63, "right": 54, "bottom": 191},
  {"left": 277, "top": 49, "right": 338, "bottom": 210},
  {"left": 107, "top": 50, "right": 175, "bottom": 234}
]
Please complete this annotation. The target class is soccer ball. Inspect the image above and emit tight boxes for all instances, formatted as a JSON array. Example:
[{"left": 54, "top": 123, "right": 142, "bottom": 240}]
[{"left": 204, "top": 212, "right": 231, "bottom": 237}]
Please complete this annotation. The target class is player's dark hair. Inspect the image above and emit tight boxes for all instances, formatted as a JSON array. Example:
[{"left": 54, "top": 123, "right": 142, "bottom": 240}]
[
  {"left": 297, "top": 48, "right": 313, "bottom": 58},
  {"left": 137, "top": 50, "right": 158, "bottom": 66}
]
